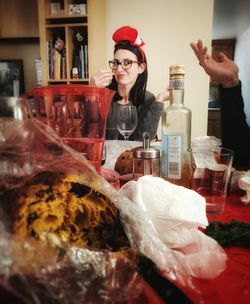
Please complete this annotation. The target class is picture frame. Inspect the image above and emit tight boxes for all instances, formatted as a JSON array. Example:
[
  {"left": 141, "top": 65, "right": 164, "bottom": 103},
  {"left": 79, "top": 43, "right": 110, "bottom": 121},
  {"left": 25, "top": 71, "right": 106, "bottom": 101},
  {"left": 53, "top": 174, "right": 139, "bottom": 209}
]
[{"left": 0, "top": 59, "right": 25, "bottom": 97}]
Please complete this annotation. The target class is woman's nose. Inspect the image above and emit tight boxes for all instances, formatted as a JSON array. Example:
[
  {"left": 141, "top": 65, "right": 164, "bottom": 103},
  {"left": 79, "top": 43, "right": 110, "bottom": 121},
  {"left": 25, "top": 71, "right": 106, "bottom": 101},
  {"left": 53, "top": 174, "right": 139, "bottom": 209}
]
[{"left": 116, "top": 64, "right": 124, "bottom": 72}]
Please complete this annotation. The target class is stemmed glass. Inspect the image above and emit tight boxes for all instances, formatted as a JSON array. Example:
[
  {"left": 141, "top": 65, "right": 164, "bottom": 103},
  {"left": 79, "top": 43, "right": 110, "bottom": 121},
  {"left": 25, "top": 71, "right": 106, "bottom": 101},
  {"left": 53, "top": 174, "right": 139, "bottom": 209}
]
[{"left": 116, "top": 104, "right": 138, "bottom": 140}]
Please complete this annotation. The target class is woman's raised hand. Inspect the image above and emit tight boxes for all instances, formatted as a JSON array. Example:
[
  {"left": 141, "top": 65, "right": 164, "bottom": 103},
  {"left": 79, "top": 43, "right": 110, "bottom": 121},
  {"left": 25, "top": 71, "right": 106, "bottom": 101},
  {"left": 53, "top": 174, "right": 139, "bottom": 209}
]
[
  {"left": 90, "top": 69, "right": 113, "bottom": 87},
  {"left": 156, "top": 90, "right": 169, "bottom": 102},
  {"left": 190, "top": 40, "right": 239, "bottom": 88}
]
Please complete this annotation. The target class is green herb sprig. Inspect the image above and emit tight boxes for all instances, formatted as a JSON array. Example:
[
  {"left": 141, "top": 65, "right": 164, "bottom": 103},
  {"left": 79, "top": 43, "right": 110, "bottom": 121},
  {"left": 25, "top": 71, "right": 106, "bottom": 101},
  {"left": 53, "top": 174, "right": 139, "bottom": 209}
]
[{"left": 205, "top": 220, "right": 250, "bottom": 248}]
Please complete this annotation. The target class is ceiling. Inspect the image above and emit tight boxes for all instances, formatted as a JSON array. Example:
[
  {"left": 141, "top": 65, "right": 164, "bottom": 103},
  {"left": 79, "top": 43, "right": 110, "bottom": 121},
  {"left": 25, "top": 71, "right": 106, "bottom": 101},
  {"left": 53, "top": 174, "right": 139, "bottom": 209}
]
[{"left": 212, "top": 0, "right": 250, "bottom": 39}]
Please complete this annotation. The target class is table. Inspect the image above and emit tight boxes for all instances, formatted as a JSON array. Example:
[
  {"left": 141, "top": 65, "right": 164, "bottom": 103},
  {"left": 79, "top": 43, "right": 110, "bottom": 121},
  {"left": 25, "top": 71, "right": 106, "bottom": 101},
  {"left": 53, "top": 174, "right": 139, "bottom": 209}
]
[
  {"left": 1, "top": 189, "right": 249, "bottom": 304},
  {"left": 102, "top": 141, "right": 250, "bottom": 303},
  {"left": 181, "top": 192, "right": 250, "bottom": 304}
]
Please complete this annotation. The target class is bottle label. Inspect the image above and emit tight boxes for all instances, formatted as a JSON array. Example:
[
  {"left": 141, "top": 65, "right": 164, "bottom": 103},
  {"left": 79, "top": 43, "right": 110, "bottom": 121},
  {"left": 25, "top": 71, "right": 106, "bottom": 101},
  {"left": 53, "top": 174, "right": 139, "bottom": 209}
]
[
  {"left": 161, "top": 133, "right": 182, "bottom": 179},
  {"left": 169, "top": 78, "right": 184, "bottom": 90}
]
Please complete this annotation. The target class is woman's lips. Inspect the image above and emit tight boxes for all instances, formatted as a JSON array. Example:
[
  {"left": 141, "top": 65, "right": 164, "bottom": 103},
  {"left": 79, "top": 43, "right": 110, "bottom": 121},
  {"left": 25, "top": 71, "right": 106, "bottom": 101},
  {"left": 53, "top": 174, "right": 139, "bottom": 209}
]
[
  {"left": 116, "top": 73, "right": 126, "bottom": 78},
  {"left": 116, "top": 75, "right": 127, "bottom": 82}
]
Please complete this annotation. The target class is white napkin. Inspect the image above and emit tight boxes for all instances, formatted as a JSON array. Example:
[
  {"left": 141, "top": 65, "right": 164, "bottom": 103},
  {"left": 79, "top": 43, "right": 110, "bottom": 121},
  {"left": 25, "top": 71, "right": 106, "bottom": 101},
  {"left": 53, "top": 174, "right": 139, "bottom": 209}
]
[
  {"left": 120, "top": 176, "right": 208, "bottom": 247},
  {"left": 102, "top": 140, "right": 141, "bottom": 170},
  {"left": 238, "top": 171, "right": 250, "bottom": 204},
  {"left": 119, "top": 176, "right": 227, "bottom": 279},
  {"left": 192, "top": 136, "right": 221, "bottom": 148}
]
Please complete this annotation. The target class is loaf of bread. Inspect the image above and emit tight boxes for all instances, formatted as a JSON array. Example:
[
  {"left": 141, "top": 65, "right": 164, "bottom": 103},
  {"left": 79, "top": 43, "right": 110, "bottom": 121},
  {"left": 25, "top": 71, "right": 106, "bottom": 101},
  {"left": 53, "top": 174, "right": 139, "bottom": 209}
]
[
  {"left": 4, "top": 171, "right": 129, "bottom": 251},
  {"left": 114, "top": 149, "right": 133, "bottom": 175}
]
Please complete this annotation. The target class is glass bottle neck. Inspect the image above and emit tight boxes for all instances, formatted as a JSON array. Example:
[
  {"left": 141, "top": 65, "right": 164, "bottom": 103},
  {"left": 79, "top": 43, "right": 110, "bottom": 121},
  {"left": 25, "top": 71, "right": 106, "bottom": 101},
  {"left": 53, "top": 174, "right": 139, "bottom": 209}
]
[
  {"left": 169, "top": 76, "right": 185, "bottom": 106},
  {"left": 169, "top": 88, "right": 184, "bottom": 106}
]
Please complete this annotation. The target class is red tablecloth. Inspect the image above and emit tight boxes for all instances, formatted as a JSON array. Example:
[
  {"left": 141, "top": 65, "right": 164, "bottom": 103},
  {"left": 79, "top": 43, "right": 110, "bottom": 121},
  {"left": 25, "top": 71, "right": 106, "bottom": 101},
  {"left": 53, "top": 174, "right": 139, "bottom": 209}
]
[{"left": 182, "top": 192, "right": 250, "bottom": 304}]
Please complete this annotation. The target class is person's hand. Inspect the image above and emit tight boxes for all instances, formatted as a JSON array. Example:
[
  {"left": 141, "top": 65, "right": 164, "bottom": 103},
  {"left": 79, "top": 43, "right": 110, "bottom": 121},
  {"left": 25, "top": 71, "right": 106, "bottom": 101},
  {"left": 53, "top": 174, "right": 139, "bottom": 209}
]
[
  {"left": 190, "top": 40, "right": 240, "bottom": 88},
  {"left": 90, "top": 69, "right": 113, "bottom": 87},
  {"left": 156, "top": 90, "right": 169, "bottom": 102}
]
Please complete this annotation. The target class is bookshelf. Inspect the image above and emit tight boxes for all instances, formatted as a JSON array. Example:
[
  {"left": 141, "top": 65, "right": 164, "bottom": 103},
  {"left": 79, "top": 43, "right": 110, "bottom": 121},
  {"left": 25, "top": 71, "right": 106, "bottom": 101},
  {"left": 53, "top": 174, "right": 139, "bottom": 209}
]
[{"left": 38, "top": 0, "right": 104, "bottom": 85}]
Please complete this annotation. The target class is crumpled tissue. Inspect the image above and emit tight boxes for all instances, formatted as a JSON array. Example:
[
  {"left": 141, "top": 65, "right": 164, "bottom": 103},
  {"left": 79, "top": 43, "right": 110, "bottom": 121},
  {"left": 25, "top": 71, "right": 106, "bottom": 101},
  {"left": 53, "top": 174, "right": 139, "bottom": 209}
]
[
  {"left": 192, "top": 136, "right": 221, "bottom": 149},
  {"left": 119, "top": 175, "right": 227, "bottom": 279},
  {"left": 238, "top": 171, "right": 250, "bottom": 204}
]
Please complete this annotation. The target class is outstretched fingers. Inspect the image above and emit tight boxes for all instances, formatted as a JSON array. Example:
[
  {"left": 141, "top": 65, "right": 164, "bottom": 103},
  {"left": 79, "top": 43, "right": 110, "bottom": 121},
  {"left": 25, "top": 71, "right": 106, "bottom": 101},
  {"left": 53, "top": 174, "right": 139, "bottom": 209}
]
[{"left": 190, "top": 40, "right": 213, "bottom": 70}]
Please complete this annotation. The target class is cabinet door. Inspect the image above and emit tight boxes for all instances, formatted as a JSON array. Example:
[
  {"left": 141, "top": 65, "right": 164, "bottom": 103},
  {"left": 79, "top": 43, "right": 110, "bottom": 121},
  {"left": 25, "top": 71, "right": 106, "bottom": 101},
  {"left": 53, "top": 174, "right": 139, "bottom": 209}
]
[
  {"left": 207, "top": 110, "right": 221, "bottom": 139},
  {"left": 212, "top": 39, "right": 235, "bottom": 61},
  {"left": 0, "top": 0, "right": 38, "bottom": 38}
]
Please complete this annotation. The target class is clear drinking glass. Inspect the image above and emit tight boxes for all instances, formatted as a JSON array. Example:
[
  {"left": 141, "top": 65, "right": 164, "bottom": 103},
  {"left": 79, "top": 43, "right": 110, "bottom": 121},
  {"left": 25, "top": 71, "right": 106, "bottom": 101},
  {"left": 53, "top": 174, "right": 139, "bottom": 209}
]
[
  {"left": 115, "top": 105, "right": 138, "bottom": 140},
  {"left": 188, "top": 147, "right": 234, "bottom": 215}
]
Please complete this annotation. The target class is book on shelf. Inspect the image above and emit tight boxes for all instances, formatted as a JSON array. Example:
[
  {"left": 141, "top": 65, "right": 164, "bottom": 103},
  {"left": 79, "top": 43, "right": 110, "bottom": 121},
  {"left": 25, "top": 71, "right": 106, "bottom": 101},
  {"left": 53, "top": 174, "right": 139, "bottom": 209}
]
[
  {"left": 47, "top": 40, "right": 66, "bottom": 80},
  {"left": 84, "top": 44, "right": 88, "bottom": 79},
  {"left": 79, "top": 45, "right": 85, "bottom": 79},
  {"left": 61, "top": 56, "right": 66, "bottom": 79},
  {"left": 77, "top": 44, "right": 88, "bottom": 79}
]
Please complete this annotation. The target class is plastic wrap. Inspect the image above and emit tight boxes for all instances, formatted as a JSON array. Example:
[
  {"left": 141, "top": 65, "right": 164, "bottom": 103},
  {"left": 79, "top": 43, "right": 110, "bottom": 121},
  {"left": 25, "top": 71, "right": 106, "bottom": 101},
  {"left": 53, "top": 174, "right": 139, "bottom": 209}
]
[
  {"left": 0, "top": 222, "right": 145, "bottom": 304},
  {"left": 119, "top": 176, "right": 227, "bottom": 279},
  {"left": 0, "top": 114, "right": 197, "bottom": 302}
]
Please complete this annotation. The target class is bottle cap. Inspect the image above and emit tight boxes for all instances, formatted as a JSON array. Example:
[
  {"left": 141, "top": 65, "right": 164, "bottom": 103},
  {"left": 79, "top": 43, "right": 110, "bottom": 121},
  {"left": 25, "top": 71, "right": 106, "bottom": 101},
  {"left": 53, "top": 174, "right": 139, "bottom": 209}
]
[
  {"left": 133, "top": 132, "right": 160, "bottom": 159},
  {"left": 170, "top": 64, "right": 185, "bottom": 75}
]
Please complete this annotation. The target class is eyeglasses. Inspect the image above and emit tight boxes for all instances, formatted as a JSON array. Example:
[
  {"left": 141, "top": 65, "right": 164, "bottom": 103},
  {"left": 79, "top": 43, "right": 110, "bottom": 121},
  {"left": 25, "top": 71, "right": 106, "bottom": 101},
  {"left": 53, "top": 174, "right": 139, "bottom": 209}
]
[{"left": 108, "top": 59, "right": 140, "bottom": 70}]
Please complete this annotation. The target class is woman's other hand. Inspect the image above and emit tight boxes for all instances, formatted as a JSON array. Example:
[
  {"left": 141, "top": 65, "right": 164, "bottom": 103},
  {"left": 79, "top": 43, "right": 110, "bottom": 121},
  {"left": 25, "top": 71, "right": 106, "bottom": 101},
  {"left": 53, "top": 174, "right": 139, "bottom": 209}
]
[
  {"left": 156, "top": 90, "right": 169, "bottom": 102},
  {"left": 190, "top": 40, "right": 239, "bottom": 88},
  {"left": 90, "top": 69, "right": 113, "bottom": 87}
]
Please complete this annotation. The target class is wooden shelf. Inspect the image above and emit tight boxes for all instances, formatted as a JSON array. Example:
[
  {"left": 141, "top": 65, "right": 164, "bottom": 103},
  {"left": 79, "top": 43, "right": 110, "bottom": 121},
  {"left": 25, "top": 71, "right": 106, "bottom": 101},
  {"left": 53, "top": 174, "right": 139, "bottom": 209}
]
[
  {"left": 46, "top": 23, "right": 87, "bottom": 28},
  {"left": 48, "top": 78, "right": 88, "bottom": 82},
  {"left": 38, "top": 0, "right": 89, "bottom": 85},
  {"left": 46, "top": 14, "right": 87, "bottom": 19},
  {"left": 38, "top": 0, "right": 106, "bottom": 86}
]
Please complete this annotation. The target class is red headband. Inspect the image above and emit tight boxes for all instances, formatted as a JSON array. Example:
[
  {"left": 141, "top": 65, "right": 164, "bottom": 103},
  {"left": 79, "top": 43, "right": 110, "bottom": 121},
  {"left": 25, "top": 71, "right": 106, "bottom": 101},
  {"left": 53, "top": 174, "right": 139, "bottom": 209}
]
[{"left": 112, "top": 26, "right": 145, "bottom": 62}]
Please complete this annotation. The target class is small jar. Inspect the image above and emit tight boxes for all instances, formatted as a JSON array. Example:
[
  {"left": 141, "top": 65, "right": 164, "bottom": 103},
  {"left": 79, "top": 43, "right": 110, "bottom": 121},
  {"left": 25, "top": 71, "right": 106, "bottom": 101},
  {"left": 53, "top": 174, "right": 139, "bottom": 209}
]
[
  {"left": 72, "top": 67, "right": 79, "bottom": 79},
  {"left": 133, "top": 132, "right": 160, "bottom": 178}
]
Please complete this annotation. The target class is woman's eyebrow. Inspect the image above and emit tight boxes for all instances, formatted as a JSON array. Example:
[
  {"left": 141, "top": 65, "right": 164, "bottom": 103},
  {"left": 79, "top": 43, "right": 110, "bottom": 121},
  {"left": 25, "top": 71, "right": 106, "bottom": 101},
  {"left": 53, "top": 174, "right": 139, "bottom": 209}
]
[{"left": 114, "top": 58, "right": 133, "bottom": 61}]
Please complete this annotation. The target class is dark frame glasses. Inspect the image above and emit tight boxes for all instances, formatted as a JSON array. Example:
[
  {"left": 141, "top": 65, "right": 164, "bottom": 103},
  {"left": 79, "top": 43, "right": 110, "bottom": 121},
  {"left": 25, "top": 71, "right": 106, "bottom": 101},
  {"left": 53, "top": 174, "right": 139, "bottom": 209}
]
[{"left": 108, "top": 59, "right": 140, "bottom": 70}]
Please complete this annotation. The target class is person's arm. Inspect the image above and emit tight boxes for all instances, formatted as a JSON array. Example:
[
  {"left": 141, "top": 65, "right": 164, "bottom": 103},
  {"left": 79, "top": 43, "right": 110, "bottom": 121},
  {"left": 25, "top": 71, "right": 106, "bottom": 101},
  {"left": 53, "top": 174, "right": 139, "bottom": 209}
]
[
  {"left": 190, "top": 40, "right": 239, "bottom": 88},
  {"left": 134, "top": 91, "right": 164, "bottom": 141},
  {"left": 190, "top": 40, "right": 250, "bottom": 167},
  {"left": 220, "top": 83, "right": 250, "bottom": 167}
]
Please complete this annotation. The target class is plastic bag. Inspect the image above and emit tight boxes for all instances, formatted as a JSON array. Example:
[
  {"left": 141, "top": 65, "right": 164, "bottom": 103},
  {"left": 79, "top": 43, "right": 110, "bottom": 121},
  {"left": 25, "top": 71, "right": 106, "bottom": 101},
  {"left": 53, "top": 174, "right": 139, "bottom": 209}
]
[
  {"left": 119, "top": 176, "right": 227, "bottom": 279},
  {"left": 0, "top": 115, "right": 196, "bottom": 302},
  {"left": 0, "top": 221, "right": 144, "bottom": 304}
]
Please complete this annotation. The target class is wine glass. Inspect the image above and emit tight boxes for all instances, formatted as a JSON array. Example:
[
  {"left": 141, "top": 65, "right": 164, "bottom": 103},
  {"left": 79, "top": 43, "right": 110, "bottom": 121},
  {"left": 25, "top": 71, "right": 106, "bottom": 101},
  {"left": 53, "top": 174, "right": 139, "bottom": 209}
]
[{"left": 116, "top": 104, "right": 138, "bottom": 140}]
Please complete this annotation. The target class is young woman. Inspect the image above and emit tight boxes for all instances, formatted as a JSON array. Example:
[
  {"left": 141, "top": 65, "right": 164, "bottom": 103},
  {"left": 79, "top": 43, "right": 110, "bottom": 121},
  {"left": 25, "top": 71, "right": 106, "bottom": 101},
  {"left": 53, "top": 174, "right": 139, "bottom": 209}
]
[
  {"left": 90, "top": 25, "right": 168, "bottom": 141},
  {"left": 190, "top": 39, "right": 250, "bottom": 167}
]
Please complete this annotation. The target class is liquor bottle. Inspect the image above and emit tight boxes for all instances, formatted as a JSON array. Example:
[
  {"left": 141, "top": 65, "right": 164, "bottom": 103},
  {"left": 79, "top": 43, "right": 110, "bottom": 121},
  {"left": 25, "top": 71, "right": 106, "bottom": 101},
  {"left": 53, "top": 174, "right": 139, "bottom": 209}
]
[{"left": 161, "top": 64, "right": 191, "bottom": 188}]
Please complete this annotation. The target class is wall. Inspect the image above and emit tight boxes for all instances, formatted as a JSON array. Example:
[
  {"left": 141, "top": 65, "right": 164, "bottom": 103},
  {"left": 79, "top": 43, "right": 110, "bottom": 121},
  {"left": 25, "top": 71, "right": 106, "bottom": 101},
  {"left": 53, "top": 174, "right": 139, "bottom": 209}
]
[
  {"left": 235, "top": 28, "right": 250, "bottom": 125},
  {"left": 101, "top": 0, "right": 214, "bottom": 139},
  {"left": 88, "top": 0, "right": 107, "bottom": 77},
  {"left": 213, "top": 0, "right": 250, "bottom": 39}
]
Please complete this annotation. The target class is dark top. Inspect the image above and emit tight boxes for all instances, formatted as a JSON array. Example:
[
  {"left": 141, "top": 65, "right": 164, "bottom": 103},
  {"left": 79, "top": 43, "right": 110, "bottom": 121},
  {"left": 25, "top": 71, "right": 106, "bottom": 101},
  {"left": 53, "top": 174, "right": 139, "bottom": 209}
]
[
  {"left": 105, "top": 90, "right": 164, "bottom": 141},
  {"left": 219, "top": 82, "right": 250, "bottom": 167}
]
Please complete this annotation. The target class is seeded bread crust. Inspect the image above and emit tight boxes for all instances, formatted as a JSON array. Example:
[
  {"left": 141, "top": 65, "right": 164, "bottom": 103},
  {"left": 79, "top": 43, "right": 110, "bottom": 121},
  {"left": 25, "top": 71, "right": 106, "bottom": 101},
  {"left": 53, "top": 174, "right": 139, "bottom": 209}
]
[
  {"left": 114, "top": 149, "right": 133, "bottom": 175},
  {"left": 8, "top": 171, "right": 129, "bottom": 251}
]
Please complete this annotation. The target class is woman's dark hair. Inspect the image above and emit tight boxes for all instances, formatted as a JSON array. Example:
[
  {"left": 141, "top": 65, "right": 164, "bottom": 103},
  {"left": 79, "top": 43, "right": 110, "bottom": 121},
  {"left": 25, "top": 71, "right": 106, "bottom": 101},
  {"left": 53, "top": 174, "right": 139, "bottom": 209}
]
[{"left": 109, "top": 41, "right": 148, "bottom": 107}]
